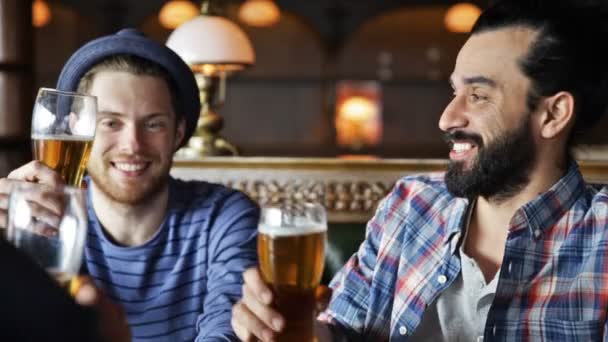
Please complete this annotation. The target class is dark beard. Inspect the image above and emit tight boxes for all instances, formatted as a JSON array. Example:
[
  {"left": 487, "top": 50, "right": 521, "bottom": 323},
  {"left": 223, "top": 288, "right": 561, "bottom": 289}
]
[{"left": 444, "top": 115, "right": 535, "bottom": 202}]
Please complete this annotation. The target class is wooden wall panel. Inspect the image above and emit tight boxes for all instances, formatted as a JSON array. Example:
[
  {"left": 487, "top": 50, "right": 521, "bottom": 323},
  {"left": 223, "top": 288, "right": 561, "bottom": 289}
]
[{"left": 0, "top": 0, "right": 33, "bottom": 176}]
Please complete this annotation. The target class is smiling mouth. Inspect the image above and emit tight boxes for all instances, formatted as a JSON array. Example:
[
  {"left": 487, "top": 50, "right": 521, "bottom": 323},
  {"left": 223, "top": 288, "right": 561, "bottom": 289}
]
[
  {"left": 449, "top": 140, "right": 479, "bottom": 161},
  {"left": 111, "top": 161, "right": 150, "bottom": 174}
]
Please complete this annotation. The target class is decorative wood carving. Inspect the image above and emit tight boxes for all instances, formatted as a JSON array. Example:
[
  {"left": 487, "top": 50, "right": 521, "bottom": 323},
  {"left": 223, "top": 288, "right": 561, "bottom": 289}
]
[
  {"left": 226, "top": 179, "right": 391, "bottom": 214},
  {"left": 172, "top": 157, "right": 608, "bottom": 223}
]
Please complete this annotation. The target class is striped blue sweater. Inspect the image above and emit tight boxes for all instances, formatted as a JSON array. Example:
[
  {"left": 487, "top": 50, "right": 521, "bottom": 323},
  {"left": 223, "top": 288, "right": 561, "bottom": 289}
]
[{"left": 84, "top": 177, "right": 259, "bottom": 341}]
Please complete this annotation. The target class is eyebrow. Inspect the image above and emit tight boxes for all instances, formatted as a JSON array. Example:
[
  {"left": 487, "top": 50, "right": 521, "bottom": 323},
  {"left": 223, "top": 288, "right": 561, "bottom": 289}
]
[
  {"left": 464, "top": 76, "right": 497, "bottom": 87},
  {"left": 450, "top": 75, "right": 497, "bottom": 89},
  {"left": 97, "top": 111, "right": 171, "bottom": 122},
  {"left": 97, "top": 112, "right": 171, "bottom": 120}
]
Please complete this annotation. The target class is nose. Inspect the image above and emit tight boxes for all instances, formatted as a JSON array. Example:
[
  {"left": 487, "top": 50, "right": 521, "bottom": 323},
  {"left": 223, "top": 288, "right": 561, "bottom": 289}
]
[
  {"left": 118, "top": 123, "right": 143, "bottom": 154},
  {"left": 438, "top": 95, "right": 468, "bottom": 133}
]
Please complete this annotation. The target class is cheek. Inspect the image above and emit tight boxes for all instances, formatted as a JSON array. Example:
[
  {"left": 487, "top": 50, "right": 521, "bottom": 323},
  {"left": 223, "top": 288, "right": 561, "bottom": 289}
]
[
  {"left": 89, "top": 135, "right": 113, "bottom": 157},
  {"left": 146, "top": 132, "right": 175, "bottom": 154}
]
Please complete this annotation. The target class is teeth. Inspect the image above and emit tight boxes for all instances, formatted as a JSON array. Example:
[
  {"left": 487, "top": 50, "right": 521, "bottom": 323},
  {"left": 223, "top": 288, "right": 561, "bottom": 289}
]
[
  {"left": 453, "top": 143, "right": 473, "bottom": 153},
  {"left": 114, "top": 163, "right": 146, "bottom": 172}
]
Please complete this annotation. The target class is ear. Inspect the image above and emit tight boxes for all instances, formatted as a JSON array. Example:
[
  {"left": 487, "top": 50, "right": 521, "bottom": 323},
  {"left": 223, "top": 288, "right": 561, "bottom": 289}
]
[
  {"left": 174, "top": 117, "right": 186, "bottom": 151},
  {"left": 538, "top": 91, "right": 575, "bottom": 139}
]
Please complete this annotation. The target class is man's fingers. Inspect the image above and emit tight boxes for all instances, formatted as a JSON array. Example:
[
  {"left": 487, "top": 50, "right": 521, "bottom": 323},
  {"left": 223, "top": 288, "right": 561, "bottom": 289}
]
[
  {"left": 242, "top": 282, "right": 284, "bottom": 332},
  {"left": 315, "top": 285, "right": 333, "bottom": 313},
  {"left": 7, "top": 161, "right": 64, "bottom": 187},
  {"left": 231, "top": 302, "right": 255, "bottom": 342},
  {"left": 232, "top": 301, "right": 276, "bottom": 342},
  {"left": 243, "top": 267, "right": 273, "bottom": 304},
  {"left": 73, "top": 275, "right": 99, "bottom": 304}
]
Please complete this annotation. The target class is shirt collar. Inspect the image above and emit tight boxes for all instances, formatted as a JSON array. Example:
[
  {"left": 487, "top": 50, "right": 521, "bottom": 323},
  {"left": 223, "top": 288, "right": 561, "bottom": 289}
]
[
  {"left": 443, "top": 196, "right": 470, "bottom": 246},
  {"left": 516, "top": 160, "right": 586, "bottom": 239}
]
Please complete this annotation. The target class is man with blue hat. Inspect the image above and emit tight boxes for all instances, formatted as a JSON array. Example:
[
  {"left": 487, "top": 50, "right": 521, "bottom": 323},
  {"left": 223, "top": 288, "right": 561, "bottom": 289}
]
[{"left": 0, "top": 29, "right": 258, "bottom": 341}]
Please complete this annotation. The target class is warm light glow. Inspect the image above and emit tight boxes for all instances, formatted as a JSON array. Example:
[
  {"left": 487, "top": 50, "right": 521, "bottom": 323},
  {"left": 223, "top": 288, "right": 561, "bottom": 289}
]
[
  {"left": 238, "top": 0, "right": 281, "bottom": 27},
  {"left": 444, "top": 3, "right": 482, "bottom": 33},
  {"left": 335, "top": 81, "right": 382, "bottom": 149},
  {"left": 32, "top": 0, "right": 51, "bottom": 28},
  {"left": 159, "top": 0, "right": 199, "bottom": 30},
  {"left": 340, "top": 97, "right": 378, "bottom": 122}
]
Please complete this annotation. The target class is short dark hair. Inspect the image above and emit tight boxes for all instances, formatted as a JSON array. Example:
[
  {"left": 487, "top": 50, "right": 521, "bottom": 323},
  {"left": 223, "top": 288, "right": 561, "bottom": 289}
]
[
  {"left": 472, "top": 1, "right": 608, "bottom": 145},
  {"left": 77, "top": 54, "right": 182, "bottom": 124}
]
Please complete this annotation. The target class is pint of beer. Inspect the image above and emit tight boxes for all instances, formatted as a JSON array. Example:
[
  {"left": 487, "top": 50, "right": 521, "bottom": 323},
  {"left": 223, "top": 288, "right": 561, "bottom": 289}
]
[
  {"left": 6, "top": 184, "right": 88, "bottom": 294},
  {"left": 31, "top": 88, "right": 97, "bottom": 187},
  {"left": 258, "top": 204, "right": 327, "bottom": 342}
]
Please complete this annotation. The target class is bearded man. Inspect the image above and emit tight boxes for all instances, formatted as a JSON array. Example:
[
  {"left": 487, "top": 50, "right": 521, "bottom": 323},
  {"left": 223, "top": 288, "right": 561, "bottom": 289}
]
[{"left": 231, "top": 1, "right": 608, "bottom": 341}]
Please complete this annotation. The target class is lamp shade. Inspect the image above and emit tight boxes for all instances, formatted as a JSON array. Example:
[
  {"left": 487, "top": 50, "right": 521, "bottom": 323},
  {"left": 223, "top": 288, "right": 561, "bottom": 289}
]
[{"left": 166, "top": 15, "right": 255, "bottom": 73}]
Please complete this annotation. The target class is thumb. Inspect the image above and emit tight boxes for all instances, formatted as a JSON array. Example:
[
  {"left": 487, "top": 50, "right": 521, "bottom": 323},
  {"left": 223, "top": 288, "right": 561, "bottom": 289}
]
[{"left": 315, "top": 285, "right": 332, "bottom": 313}]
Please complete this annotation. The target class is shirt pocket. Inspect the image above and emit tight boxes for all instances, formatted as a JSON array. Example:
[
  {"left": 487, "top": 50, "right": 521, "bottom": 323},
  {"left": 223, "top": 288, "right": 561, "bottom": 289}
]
[{"left": 488, "top": 319, "right": 602, "bottom": 342}]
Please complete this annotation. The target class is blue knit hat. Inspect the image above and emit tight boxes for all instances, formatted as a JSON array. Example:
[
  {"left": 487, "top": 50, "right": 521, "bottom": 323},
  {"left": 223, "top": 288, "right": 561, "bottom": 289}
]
[{"left": 56, "top": 28, "right": 200, "bottom": 146}]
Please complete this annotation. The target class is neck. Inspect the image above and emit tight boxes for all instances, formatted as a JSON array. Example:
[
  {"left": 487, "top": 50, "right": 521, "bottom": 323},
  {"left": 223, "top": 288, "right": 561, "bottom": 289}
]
[
  {"left": 90, "top": 182, "right": 170, "bottom": 246},
  {"left": 476, "top": 157, "right": 568, "bottom": 231},
  {"left": 464, "top": 158, "right": 567, "bottom": 282}
]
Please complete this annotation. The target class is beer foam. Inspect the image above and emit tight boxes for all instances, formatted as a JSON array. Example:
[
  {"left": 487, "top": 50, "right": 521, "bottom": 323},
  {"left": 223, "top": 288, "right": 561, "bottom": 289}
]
[
  {"left": 259, "top": 223, "right": 327, "bottom": 237},
  {"left": 31, "top": 134, "right": 94, "bottom": 141}
]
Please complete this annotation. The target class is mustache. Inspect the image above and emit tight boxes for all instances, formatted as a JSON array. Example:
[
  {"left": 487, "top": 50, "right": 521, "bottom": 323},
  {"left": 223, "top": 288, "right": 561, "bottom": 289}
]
[{"left": 443, "top": 130, "right": 483, "bottom": 146}]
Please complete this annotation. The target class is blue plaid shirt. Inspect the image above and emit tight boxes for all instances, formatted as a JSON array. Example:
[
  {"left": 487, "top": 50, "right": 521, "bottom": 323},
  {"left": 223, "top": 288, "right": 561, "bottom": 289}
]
[{"left": 319, "top": 161, "right": 608, "bottom": 341}]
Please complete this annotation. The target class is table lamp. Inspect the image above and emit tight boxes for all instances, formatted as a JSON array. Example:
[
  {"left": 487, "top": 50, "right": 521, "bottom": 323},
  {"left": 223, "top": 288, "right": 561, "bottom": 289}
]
[{"left": 167, "top": 1, "right": 255, "bottom": 157}]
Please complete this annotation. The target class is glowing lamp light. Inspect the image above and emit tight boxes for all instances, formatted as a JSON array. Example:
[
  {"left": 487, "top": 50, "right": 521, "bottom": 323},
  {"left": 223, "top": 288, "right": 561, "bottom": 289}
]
[
  {"left": 340, "top": 97, "right": 378, "bottom": 122},
  {"left": 159, "top": 0, "right": 199, "bottom": 30},
  {"left": 335, "top": 81, "right": 382, "bottom": 150},
  {"left": 444, "top": 3, "right": 482, "bottom": 33},
  {"left": 238, "top": 0, "right": 281, "bottom": 27},
  {"left": 32, "top": 0, "right": 51, "bottom": 28}
]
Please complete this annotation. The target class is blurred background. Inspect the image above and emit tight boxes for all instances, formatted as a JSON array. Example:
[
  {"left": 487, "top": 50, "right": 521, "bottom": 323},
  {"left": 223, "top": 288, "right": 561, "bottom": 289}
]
[{"left": 2, "top": 0, "right": 608, "bottom": 175}]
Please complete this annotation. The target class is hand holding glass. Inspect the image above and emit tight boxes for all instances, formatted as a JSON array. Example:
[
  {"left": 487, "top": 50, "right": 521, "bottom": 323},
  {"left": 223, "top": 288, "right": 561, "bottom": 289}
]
[
  {"left": 6, "top": 185, "right": 88, "bottom": 292},
  {"left": 31, "top": 88, "right": 96, "bottom": 187},
  {"left": 258, "top": 203, "right": 327, "bottom": 342}
]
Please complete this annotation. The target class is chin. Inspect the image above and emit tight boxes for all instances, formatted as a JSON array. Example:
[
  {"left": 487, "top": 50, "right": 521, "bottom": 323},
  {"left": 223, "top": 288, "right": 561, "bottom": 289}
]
[{"left": 90, "top": 174, "right": 168, "bottom": 205}]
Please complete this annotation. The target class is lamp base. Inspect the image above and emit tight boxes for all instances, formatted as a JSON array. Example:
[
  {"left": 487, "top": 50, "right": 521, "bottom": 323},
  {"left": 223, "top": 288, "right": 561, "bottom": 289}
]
[
  {"left": 177, "top": 134, "right": 239, "bottom": 157},
  {"left": 177, "top": 111, "right": 239, "bottom": 158}
]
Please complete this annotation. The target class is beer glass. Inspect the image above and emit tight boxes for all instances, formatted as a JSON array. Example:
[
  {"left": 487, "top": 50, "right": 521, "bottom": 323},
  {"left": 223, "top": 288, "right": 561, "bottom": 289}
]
[
  {"left": 258, "top": 203, "right": 327, "bottom": 342},
  {"left": 6, "top": 184, "right": 88, "bottom": 292},
  {"left": 31, "top": 88, "right": 96, "bottom": 187}
]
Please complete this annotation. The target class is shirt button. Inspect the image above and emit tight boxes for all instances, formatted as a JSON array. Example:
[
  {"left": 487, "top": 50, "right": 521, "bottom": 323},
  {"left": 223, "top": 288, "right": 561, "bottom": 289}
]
[
  {"left": 534, "top": 229, "right": 542, "bottom": 238},
  {"left": 437, "top": 275, "right": 448, "bottom": 284},
  {"left": 399, "top": 326, "right": 407, "bottom": 335},
  {"left": 507, "top": 262, "right": 513, "bottom": 273}
]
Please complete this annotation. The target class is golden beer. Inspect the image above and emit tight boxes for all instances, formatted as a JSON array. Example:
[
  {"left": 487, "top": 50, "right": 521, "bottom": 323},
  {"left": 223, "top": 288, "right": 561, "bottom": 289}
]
[
  {"left": 32, "top": 135, "right": 93, "bottom": 187},
  {"left": 258, "top": 226, "right": 326, "bottom": 342}
]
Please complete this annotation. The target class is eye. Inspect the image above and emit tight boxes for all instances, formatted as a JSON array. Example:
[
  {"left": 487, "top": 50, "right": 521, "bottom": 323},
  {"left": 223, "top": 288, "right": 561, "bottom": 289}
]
[
  {"left": 144, "top": 120, "right": 166, "bottom": 130},
  {"left": 99, "top": 119, "right": 119, "bottom": 129},
  {"left": 469, "top": 93, "right": 488, "bottom": 102}
]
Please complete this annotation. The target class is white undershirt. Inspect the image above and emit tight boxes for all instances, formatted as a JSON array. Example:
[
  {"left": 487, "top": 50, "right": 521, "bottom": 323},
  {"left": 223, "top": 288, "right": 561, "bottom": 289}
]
[{"left": 409, "top": 206, "right": 499, "bottom": 341}]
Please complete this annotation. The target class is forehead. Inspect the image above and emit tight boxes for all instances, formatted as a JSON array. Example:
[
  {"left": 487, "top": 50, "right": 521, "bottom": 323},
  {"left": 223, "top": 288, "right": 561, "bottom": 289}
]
[
  {"left": 453, "top": 26, "right": 539, "bottom": 87},
  {"left": 88, "top": 71, "right": 174, "bottom": 117}
]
